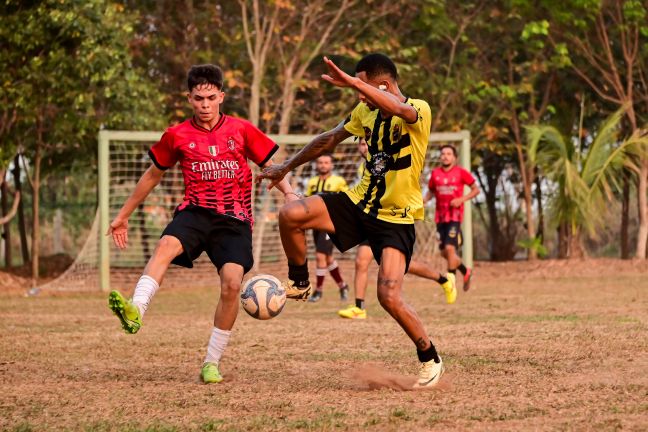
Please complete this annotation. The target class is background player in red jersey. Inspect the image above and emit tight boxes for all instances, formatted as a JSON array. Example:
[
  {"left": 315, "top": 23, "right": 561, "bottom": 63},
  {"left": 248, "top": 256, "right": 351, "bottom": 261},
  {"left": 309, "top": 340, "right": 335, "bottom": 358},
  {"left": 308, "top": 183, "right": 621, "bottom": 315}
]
[
  {"left": 106, "top": 64, "right": 297, "bottom": 384},
  {"left": 425, "top": 144, "right": 480, "bottom": 291}
]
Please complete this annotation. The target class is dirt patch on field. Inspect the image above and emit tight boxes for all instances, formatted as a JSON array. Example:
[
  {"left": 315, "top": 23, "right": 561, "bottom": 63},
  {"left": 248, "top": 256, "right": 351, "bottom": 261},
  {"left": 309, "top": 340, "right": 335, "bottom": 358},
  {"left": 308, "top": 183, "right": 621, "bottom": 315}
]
[{"left": 0, "top": 259, "right": 647, "bottom": 430}]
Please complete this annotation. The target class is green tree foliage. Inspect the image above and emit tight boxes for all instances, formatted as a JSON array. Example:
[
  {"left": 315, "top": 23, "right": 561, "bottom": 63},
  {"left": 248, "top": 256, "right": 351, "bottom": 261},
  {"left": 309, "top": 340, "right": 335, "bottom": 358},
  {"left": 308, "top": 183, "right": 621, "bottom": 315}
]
[
  {"left": 0, "top": 0, "right": 165, "bottom": 280},
  {"left": 527, "top": 108, "right": 648, "bottom": 257}
]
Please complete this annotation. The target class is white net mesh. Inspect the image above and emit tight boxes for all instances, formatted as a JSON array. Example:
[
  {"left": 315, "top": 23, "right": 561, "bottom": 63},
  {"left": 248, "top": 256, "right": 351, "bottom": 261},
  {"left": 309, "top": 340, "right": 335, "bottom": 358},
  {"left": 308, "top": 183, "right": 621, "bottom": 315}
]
[{"left": 39, "top": 133, "right": 466, "bottom": 291}]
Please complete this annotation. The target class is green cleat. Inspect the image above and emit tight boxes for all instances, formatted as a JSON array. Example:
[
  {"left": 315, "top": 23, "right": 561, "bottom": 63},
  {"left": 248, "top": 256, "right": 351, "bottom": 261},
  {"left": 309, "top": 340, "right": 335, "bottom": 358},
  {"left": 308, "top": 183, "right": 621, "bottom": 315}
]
[
  {"left": 201, "top": 362, "right": 223, "bottom": 384},
  {"left": 108, "top": 290, "right": 142, "bottom": 334}
]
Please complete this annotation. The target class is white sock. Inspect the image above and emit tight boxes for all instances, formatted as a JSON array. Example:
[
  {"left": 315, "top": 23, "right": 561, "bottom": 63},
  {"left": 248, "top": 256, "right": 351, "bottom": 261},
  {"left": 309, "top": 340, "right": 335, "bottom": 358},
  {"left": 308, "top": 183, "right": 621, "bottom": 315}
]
[
  {"left": 204, "top": 327, "right": 231, "bottom": 365},
  {"left": 131, "top": 275, "right": 160, "bottom": 318}
]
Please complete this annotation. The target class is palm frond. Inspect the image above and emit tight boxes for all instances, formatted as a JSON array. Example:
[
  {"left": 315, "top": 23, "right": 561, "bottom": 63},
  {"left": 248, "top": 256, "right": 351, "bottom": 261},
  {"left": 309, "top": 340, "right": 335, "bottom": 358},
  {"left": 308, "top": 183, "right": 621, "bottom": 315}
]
[{"left": 581, "top": 107, "right": 625, "bottom": 183}]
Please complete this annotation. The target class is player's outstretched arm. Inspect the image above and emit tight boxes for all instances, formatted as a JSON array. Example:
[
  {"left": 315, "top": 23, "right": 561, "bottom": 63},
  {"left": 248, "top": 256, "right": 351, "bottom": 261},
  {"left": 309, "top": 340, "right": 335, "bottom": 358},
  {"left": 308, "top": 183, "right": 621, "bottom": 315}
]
[
  {"left": 322, "top": 56, "right": 417, "bottom": 123},
  {"left": 258, "top": 122, "right": 351, "bottom": 189},
  {"left": 107, "top": 164, "right": 165, "bottom": 249},
  {"left": 261, "top": 160, "right": 300, "bottom": 203}
]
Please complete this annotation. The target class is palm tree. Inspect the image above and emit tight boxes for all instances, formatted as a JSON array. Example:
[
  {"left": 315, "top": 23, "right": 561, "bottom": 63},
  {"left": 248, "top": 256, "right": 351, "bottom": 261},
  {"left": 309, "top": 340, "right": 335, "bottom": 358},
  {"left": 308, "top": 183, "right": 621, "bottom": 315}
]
[{"left": 526, "top": 108, "right": 648, "bottom": 258}]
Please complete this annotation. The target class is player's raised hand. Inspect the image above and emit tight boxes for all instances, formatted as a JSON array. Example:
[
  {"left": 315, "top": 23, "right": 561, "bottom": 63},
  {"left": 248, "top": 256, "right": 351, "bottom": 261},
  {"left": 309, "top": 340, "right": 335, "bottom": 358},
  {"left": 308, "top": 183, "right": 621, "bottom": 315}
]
[
  {"left": 321, "top": 56, "right": 355, "bottom": 88},
  {"left": 257, "top": 163, "right": 289, "bottom": 190},
  {"left": 107, "top": 217, "right": 129, "bottom": 249}
]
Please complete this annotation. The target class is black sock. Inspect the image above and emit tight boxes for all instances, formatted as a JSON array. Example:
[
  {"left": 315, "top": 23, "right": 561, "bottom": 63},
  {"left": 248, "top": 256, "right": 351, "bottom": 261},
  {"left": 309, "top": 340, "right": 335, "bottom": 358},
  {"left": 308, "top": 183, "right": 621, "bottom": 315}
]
[
  {"left": 288, "top": 261, "right": 310, "bottom": 287},
  {"left": 417, "top": 341, "right": 440, "bottom": 363},
  {"left": 355, "top": 298, "right": 365, "bottom": 309},
  {"left": 448, "top": 269, "right": 456, "bottom": 275},
  {"left": 437, "top": 276, "right": 448, "bottom": 285},
  {"left": 457, "top": 263, "right": 467, "bottom": 275}
]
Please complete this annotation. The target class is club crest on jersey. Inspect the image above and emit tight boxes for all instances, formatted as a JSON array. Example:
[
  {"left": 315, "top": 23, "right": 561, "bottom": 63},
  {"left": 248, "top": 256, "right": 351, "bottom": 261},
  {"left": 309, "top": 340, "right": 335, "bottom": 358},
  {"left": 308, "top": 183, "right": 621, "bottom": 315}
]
[
  {"left": 208, "top": 145, "right": 218, "bottom": 157},
  {"left": 227, "top": 137, "right": 236, "bottom": 151},
  {"left": 363, "top": 127, "right": 371, "bottom": 142},
  {"left": 392, "top": 124, "right": 401, "bottom": 142},
  {"left": 367, "top": 152, "right": 391, "bottom": 177},
  {"left": 189, "top": 142, "right": 196, "bottom": 149}
]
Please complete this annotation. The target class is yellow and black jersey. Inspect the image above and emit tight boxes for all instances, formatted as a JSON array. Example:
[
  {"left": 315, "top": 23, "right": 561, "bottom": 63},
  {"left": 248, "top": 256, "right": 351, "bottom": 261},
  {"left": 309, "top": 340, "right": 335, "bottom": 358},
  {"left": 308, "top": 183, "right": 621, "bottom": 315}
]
[
  {"left": 343, "top": 98, "right": 432, "bottom": 224},
  {"left": 305, "top": 174, "right": 348, "bottom": 197},
  {"left": 355, "top": 160, "right": 367, "bottom": 186}
]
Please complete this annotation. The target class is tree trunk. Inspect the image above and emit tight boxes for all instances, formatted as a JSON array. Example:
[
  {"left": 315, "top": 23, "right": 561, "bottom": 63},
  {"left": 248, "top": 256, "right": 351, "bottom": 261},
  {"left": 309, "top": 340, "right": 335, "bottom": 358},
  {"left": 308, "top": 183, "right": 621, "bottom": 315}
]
[
  {"left": 13, "top": 153, "right": 29, "bottom": 264},
  {"left": 521, "top": 168, "right": 537, "bottom": 260},
  {"left": 1, "top": 171, "right": 11, "bottom": 267},
  {"left": 636, "top": 159, "right": 648, "bottom": 259},
  {"left": 249, "top": 67, "right": 262, "bottom": 127},
  {"left": 534, "top": 174, "right": 544, "bottom": 242},
  {"left": 31, "top": 134, "right": 42, "bottom": 285},
  {"left": 620, "top": 172, "right": 630, "bottom": 259},
  {"left": 278, "top": 70, "right": 295, "bottom": 135},
  {"left": 557, "top": 222, "right": 569, "bottom": 259},
  {"left": 568, "top": 227, "right": 586, "bottom": 259}
]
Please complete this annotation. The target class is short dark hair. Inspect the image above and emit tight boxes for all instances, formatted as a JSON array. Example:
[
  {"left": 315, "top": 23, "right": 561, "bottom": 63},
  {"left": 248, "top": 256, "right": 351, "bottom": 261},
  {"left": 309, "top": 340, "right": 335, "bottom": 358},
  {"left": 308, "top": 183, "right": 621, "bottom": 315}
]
[
  {"left": 440, "top": 144, "right": 457, "bottom": 157},
  {"left": 355, "top": 53, "right": 398, "bottom": 81},
  {"left": 317, "top": 153, "right": 334, "bottom": 162},
  {"left": 187, "top": 64, "right": 223, "bottom": 91}
]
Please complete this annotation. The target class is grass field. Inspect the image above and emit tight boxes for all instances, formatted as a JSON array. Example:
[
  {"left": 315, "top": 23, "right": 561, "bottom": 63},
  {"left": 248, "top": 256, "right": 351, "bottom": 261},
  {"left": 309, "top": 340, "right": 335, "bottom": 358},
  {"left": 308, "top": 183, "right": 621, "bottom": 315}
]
[{"left": 1, "top": 260, "right": 647, "bottom": 431}]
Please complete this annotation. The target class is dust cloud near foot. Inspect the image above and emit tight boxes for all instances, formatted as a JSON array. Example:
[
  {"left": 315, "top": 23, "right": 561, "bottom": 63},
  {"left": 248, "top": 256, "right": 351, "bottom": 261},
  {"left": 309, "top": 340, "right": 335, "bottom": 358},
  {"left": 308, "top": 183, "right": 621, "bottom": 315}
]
[{"left": 349, "top": 363, "right": 452, "bottom": 392}]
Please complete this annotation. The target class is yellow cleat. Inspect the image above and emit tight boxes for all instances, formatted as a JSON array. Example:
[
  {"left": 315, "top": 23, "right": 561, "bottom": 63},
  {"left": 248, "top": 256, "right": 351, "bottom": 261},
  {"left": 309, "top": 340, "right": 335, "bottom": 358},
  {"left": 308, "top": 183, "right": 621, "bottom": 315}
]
[
  {"left": 337, "top": 305, "right": 367, "bottom": 319},
  {"left": 441, "top": 273, "right": 457, "bottom": 305}
]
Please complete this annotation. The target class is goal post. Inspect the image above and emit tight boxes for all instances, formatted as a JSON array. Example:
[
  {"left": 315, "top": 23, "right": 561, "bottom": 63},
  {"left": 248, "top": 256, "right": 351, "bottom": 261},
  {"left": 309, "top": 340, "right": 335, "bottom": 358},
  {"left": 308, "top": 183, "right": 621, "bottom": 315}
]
[{"left": 55, "top": 129, "right": 472, "bottom": 293}]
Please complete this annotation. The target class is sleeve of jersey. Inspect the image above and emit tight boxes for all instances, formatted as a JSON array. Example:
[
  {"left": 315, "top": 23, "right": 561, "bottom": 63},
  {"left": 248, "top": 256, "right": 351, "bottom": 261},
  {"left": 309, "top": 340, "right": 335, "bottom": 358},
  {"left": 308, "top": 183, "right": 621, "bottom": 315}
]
[
  {"left": 342, "top": 104, "right": 365, "bottom": 137},
  {"left": 461, "top": 167, "right": 476, "bottom": 186},
  {"left": 404, "top": 99, "right": 432, "bottom": 134},
  {"left": 337, "top": 177, "right": 349, "bottom": 192},
  {"left": 427, "top": 171, "right": 436, "bottom": 191},
  {"left": 304, "top": 179, "right": 315, "bottom": 197},
  {"left": 244, "top": 121, "right": 279, "bottom": 166},
  {"left": 148, "top": 131, "right": 178, "bottom": 170}
]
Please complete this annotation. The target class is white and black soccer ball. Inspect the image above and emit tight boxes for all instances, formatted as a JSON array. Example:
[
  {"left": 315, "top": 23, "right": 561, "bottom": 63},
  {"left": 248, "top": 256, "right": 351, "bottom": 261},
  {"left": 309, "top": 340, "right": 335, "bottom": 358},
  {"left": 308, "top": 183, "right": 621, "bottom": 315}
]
[{"left": 240, "top": 275, "right": 286, "bottom": 320}]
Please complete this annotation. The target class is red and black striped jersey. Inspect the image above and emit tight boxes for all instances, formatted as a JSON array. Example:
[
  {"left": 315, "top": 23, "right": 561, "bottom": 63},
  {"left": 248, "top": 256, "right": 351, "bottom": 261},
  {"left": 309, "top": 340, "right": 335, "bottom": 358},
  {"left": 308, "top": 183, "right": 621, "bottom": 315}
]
[{"left": 149, "top": 115, "right": 278, "bottom": 226}]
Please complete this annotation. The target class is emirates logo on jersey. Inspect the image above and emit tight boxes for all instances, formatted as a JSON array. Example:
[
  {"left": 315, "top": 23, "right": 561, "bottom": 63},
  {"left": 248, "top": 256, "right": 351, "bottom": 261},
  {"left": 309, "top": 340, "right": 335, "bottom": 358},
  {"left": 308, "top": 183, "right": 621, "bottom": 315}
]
[
  {"left": 227, "top": 137, "right": 236, "bottom": 151},
  {"left": 208, "top": 145, "right": 218, "bottom": 157}
]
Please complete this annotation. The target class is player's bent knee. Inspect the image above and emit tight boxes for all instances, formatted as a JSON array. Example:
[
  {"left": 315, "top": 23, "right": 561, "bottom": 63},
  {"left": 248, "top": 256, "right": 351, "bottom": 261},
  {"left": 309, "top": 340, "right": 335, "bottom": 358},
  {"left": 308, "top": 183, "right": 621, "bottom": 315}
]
[
  {"left": 355, "top": 260, "right": 370, "bottom": 273},
  {"left": 219, "top": 280, "right": 241, "bottom": 301},
  {"left": 156, "top": 235, "right": 183, "bottom": 259},
  {"left": 377, "top": 285, "right": 402, "bottom": 311},
  {"left": 377, "top": 292, "right": 401, "bottom": 311},
  {"left": 279, "top": 202, "right": 305, "bottom": 226}
]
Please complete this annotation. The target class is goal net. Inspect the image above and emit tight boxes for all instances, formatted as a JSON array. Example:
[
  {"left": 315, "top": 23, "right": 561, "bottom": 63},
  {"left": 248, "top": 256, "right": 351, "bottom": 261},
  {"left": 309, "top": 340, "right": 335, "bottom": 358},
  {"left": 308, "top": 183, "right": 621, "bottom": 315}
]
[{"left": 38, "top": 130, "right": 471, "bottom": 292}]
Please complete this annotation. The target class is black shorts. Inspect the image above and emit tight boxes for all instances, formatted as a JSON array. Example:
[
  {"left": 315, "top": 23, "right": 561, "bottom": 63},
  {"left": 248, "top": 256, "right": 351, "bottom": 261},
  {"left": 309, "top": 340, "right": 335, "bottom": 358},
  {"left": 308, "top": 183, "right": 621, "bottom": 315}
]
[
  {"left": 320, "top": 193, "right": 415, "bottom": 272},
  {"left": 161, "top": 205, "right": 253, "bottom": 273},
  {"left": 312, "top": 230, "right": 334, "bottom": 255},
  {"left": 437, "top": 222, "right": 463, "bottom": 250}
]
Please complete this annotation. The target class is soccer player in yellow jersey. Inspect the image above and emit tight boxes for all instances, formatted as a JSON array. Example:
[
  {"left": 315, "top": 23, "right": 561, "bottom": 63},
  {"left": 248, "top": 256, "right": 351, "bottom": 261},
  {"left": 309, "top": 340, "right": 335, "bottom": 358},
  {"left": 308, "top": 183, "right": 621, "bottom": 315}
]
[
  {"left": 260, "top": 53, "right": 444, "bottom": 388},
  {"left": 339, "top": 139, "right": 457, "bottom": 320},
  {"left": 304, "top": 154, "right": 350, "bottom": 302}
]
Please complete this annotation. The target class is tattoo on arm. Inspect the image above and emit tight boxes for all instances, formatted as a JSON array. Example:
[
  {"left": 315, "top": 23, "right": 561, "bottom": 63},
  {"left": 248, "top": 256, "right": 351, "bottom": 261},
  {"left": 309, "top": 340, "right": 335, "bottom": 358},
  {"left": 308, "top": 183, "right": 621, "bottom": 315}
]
[
  {"left": 297, "top": 200, "right": 310, "bottom": 214},
  {"left": 286, "top": 122, "right": 351, "bottom": 170}
]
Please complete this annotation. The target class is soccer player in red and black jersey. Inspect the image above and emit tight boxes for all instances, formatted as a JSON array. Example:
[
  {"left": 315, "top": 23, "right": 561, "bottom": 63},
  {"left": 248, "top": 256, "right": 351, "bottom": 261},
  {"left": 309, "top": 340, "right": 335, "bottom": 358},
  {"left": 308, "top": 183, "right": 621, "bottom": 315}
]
[
  {"left": 425, "top": 144, "right": 480, "bottom": 291},
  {"left": 107, "top": 65, "right": 298, "bottom": 384}
]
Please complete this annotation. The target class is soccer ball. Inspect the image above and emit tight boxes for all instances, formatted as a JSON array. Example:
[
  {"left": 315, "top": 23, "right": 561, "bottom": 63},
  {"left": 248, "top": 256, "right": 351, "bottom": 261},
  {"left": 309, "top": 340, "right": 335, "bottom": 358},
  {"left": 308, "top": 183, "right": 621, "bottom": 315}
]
[{"left": 240, "top": 275, "right": 286, "bottom": 320}]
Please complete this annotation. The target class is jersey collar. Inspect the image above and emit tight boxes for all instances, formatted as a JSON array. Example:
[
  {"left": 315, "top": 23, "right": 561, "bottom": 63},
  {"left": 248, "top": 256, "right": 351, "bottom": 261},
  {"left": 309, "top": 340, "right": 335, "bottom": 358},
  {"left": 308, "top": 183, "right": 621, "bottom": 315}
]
[{"left": 190, "top": 113, "right": 227, "bottom": 133}]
